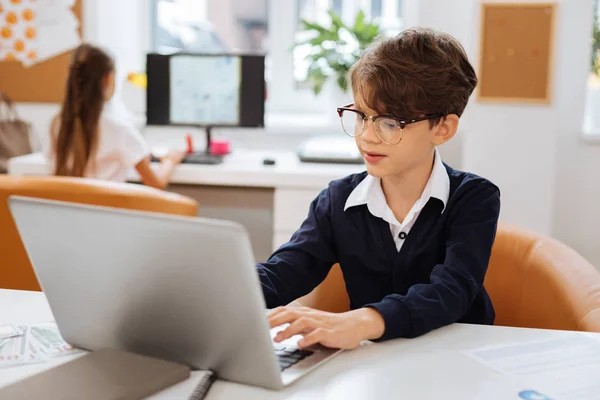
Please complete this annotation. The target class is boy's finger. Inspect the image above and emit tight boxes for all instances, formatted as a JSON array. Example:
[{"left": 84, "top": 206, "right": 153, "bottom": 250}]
[
  {"left": 275, "top": 317, "right": 317, "bottom": 342},
  {"left": 268, "top": 309, "right": 303, "bottom": 328},
  {"left": 285, "top": 300, "right": 305, "bottom": 308},
  {"left": 298, "top": 328, "right": 327, "bottom": 348},
  {"left": 267, "top": 307, "right": 296, "bottom": 326},
  {"left": 266, "top": 306, "right": 286, "bottom": 318}
]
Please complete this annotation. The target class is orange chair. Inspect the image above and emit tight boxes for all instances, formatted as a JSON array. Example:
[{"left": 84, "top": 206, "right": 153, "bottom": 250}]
[
  {"left": 485, "top": 223, "right": 600, "bottom": 332},
  {"left": 0, "top": 175, "right": 198, "bottom": 291},
  {"left": 297, "top": 263, "right": 349, "bottom": 313},
  {"left": 297, "top": 224, "right": 600, "bottom": 332}
]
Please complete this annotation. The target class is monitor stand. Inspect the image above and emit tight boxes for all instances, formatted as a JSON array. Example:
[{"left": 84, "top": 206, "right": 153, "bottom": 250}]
[{"left": 182, "top": 126, "right": 224, "bottom": 165}]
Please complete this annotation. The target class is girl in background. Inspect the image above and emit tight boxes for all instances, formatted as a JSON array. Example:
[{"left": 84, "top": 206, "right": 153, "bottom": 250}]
[{"left": 48, "top": 44, "right": 184, "bottom": 189}]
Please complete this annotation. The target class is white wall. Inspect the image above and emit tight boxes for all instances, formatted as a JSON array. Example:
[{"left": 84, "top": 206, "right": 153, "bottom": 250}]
[
  {"left": 551, "top": 1, "right": 600, "bottom": 269},
  {"left": 417, "top": 0, "right": 591, "bottom": 237},
  {"left": 88, "top": 0, "right": 148, "bottom": 93},
  {"left": 554, "top": 141, "right": 600, "bottom": 269},
  {"left": 417, "top": 0, "right": 600, "bottom": 268}
]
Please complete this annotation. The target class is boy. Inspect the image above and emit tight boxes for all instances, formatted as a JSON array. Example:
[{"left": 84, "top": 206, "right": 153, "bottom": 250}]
[{"left": 258, "top": 28, "right": 500, "bottom": 349}]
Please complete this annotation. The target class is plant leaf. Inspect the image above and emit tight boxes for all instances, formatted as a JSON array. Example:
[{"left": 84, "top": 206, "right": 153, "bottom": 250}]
[
  {"left": 328, "top": 10, "right": 347, "bottom": 31},
  {"left": 307, "top": 49, "right": 329, "bottom": 63},
  {"left": 593, "top": 0, "right": 600, "bottom": 75},
  {"left": 294, "top": 9, "right": 378, "bottom": 87},
  {"left": 353, "top": 10, "right": 366, "bottom": 34},
  {"left": 301, "top": 20, "right": 328, "bottom": 34},
  {"left": 308, "top": 32, "right": 337, "bottom": 46},
  {"left": 366, "top": 24, "right": 380, "bottom": 39},
  {"left": 307, "top": 65, "right": 328, "bottom": 95},
  {"left": 336, "top": 72, "right": 349, "bottom": 92}
]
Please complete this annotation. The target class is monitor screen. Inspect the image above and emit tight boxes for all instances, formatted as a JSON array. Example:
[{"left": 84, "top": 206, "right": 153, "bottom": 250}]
[
  {"left": 146, "top": 53, "right": 265, "bottom": 128},
  {"left": 170, "top": 55, "right": 241, "bottom": 125}
]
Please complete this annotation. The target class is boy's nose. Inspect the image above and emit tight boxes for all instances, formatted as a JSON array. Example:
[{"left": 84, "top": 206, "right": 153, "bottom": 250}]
[{"left": 361, "top": 119, "right": 381, "bottom": 144}]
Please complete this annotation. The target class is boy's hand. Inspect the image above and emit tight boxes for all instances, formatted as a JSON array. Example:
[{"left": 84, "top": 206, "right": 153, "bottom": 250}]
[{"left": 268, "top": 306, "right": 385, "bottom": 350}]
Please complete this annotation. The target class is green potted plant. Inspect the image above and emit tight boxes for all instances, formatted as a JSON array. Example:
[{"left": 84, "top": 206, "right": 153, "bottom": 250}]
[
  {"left": 592, "top": 0, "right": 600, "bottom": 76},
  {"left": 295, "top": 10, "right": 381, "bottom": 97},
  {"left": 586, "top": 0, "right": 600, "bottom": 131}
]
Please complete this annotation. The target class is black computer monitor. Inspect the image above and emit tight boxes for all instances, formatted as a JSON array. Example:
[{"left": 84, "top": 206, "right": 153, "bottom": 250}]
[
  {"left": 146, "top": 53, "right": 265, "bottom": 164},
  {"left": 146, "top": 53, "right": 265, "bottom": 127},
  {"left": 146, "top": 53, "right": 265, "bottom": 128}
]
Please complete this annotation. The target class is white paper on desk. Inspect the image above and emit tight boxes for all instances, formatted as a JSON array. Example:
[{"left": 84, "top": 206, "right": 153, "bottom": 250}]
[
  {"left": 0, "top": 326, "right": 49, "bottom": 368},
  {"left": 0, "top": 325, "right": 23, "bottom": 340},
  {"left": 27, "top": 322, "right": 82, "bottom": 358},
  {"left": 466, "top": 334, "right": 600, "bottom": 400}
]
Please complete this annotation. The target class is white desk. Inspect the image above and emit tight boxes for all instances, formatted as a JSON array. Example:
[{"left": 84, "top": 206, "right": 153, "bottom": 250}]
[
  {"left": 8, "top": 151, "right": 363, "bottom": 190},
  {"left": 8, "top": 151, "right": 364, "bottom": 259},
  {"left": 1, "top": 289, "right": 594, "bottom": 399}
]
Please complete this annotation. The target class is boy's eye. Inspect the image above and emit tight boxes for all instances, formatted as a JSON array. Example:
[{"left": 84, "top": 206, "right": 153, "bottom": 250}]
[{"left": 380, "top": 118, "right": 401, "bottom": 130}]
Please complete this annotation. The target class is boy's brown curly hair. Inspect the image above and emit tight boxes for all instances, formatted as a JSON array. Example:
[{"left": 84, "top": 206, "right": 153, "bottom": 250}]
[{"left": 349, "top": 27, "right": 478, "bottom": 127}]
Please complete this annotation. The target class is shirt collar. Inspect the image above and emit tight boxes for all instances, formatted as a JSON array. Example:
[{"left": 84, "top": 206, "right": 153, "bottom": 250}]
[
  {"left": 429, "top": 148, "right": 450, "bottom": 211},
  {"left": 344, "top": 148, "right": 450, "bottom": 214}
]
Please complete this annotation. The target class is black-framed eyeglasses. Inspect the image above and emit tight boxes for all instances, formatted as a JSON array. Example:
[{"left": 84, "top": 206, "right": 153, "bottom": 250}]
[{"left": 336, "top": 103, "right": 445, "bottom": 145}]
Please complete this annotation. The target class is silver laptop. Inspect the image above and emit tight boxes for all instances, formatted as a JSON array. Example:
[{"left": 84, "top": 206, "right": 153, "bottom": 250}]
[{"left": 9, "top": 196, "right": 342, "bottom": 390}]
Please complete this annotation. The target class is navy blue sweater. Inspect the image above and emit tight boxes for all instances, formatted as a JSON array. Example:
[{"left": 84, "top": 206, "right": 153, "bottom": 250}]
[{"left": 257, "top": 164, "right": 501, "bottom": 340}]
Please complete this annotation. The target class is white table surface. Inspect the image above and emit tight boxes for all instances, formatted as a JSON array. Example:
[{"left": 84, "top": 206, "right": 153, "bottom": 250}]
[
  {"left": 8, "top": 150, "right": 365, "bottom": 190},
  {"left": 0, "top": 289, "right": 588, "bottom": 399}
]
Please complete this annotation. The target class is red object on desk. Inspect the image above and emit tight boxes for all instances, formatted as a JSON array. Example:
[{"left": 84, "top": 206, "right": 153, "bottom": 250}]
[
  {"left": 210, "top": 139, "right": 231, "bottom": 155},
  {"left": 185, "top": 134, "right": 194, "bottom": 154}
]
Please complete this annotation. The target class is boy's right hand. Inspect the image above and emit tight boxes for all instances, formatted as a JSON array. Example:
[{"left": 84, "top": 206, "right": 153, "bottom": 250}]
[{"left": 268, "top": 306, "right": 385, "bottom": 350}]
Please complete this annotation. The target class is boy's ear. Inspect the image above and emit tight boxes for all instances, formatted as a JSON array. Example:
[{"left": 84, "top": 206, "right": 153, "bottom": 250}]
[{"left": 432, "top": 114, "right": 459, "bottom": 145}]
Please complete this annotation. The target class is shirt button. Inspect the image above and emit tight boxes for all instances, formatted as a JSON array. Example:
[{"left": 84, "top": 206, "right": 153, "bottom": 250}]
[{"left": 399, "top": 232, "right": 407, "bottom": 240}]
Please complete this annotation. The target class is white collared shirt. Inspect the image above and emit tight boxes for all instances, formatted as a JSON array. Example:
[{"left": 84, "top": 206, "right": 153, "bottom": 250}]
[{"left": 344, "top": 148, "right": 450, "bottom": 252}]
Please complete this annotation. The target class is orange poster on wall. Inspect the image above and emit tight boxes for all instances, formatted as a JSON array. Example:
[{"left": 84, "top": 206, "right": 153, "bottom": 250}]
[{"left": 0, "top": 0, "right": 80, "bottom": 67}]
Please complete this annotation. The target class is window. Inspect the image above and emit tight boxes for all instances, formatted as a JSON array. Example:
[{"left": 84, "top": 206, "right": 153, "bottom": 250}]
[
  {"left": 151, "top": 0, "right": 267, "bottom": 54},
  {"left": 293, "top": 0, "right": 403, "bottom": 89},
  {"left": 150, "top": 0, "right": 406, "bottom": 118},
  {"left": 585, "top": 0, "right": 600, "bottom": 136}
]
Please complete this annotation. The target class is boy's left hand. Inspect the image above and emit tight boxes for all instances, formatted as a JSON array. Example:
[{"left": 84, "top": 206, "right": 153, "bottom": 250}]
[{"left": 268, "top": 306, "right": 385, "bottom": 350}]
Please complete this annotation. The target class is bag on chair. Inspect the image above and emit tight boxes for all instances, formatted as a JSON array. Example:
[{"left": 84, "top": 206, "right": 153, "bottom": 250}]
[{"left": 0, "top": 92, "right": 34, "bottom": 173}]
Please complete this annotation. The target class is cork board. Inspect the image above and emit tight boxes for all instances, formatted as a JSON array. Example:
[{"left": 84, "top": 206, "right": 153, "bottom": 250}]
[
  {"left": 478, "top": 3, "right": 556, "bottom": 103},
  {"left": 0, "top": 0, "right": 82, "bottom": 103}
]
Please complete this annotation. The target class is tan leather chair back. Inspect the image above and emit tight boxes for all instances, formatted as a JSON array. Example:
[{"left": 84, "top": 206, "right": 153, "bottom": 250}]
[
  {"left": 485, "top": 223, "right": 600, "bottom": 332},
  {"left": 297, "top": 264, "right": 349, "bottom": 313},
  {"left": 0, "top": 175, "right": 198, "bottom": 291},
  {"left": 298, "top": 224, "right": 600, "bottom": 332}
]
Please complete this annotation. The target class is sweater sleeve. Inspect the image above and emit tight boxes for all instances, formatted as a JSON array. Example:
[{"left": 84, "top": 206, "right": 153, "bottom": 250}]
[
  {"left": 257, "top": 187, "right": 338, "bottom": 308},
  {"left": 365, "top": 184, "right": 501, "bottom": 340}
]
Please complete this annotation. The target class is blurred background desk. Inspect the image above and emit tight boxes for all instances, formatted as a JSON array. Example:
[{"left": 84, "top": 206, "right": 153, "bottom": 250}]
[{"left": 8, "top": 149, "right": 364, "bottom": 262}]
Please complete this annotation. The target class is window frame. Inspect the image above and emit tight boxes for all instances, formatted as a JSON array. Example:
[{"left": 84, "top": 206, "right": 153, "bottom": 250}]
[
  {"left": 268, "top": 0, "right": 408, "bottom": 116},
  {"left": 146, "top": 0, "right": 414, "bottom": 125}
]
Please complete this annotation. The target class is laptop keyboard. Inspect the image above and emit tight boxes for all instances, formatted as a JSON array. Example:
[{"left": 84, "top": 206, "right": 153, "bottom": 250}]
[{"left": 273, "top": 344, "right": 313, "bottom": 371}]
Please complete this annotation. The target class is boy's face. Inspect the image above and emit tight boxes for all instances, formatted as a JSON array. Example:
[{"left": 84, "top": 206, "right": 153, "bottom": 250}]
[{"left": 352, "top": 94, "right": 458, "bottom": 179}]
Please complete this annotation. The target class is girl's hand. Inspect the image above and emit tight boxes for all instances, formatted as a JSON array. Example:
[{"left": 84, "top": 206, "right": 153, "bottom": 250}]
[{"left": 162, "top": 150, "right": 186, "bottom": 165}]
